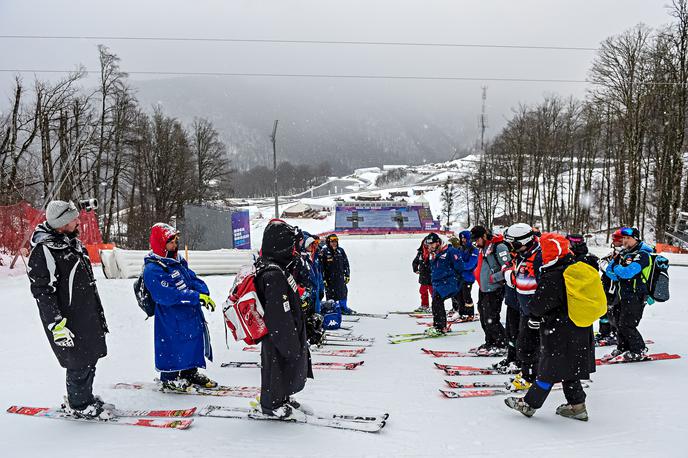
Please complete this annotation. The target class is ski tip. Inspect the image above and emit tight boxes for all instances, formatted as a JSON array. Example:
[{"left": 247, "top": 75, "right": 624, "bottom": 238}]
[
  {"left": 421, "top": 348, "right": 431, "bottom": 354},
  {"left": 168, "top": 419, "right": 194, "bottom": 429}
]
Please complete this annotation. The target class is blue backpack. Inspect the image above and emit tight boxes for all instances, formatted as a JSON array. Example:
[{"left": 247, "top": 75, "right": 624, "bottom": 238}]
[{"left": 321, "top": 300, "right": 342, "bottom": 330}]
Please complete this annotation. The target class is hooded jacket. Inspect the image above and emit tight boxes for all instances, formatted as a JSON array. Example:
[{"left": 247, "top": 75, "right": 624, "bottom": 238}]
[
  {"left": 28, "top": 223, "right": 108, "bottom": 369},
  {"left": 412, "top": 241, "right": 432, "bottom": 285},
  {"left": 143, "top": 225, "right": 212, "bottom": 372},
  {"left": 429, "top": 243, "right": 465, "bottom": 299},
  {"left": 255, "top": 220, "right": 312, "bottom": 409},
  {"left": 457, "top": 230, "right": 479, "bottom": 284}
]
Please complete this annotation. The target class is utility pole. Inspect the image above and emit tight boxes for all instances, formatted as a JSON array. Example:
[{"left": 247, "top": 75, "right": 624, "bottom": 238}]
[
  {"left": 270, "top": 120, "right": 279, "bottom": 218},
  {"left": 480, "top": 86, "right": 488, "bottom": 152}
]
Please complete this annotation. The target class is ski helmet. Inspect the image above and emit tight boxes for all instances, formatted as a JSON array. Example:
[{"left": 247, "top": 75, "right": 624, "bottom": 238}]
[
  {"left": 504, "top": 223, "right": 534, "bottom": 249},
  {"left": 620, "top": 227, "right": 641, "bottom": 240},
  {"left": 424, "top": 232, "right": 441, "bottom": 245},
  {"left": 611, "top": 229, "right": 623, "bottom": 246}
]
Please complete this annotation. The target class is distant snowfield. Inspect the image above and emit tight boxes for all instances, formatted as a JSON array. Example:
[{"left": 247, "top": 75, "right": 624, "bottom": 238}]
[{"left": 1, "top": 237, "right": 686, "bottom": 457}]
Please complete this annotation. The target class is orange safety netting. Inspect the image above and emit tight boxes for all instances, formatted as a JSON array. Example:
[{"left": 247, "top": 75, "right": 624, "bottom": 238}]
[{"left": 0, "top": 201, "right": 103, "bottom": 254}]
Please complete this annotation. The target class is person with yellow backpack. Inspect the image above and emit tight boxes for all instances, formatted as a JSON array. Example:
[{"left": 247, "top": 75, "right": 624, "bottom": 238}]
[{"left": 505, "top": 232, "right": 600, "bottom": 421}]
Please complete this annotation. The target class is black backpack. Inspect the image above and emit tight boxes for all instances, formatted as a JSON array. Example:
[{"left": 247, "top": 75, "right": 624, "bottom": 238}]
[
  {"left": 644, "top": 253, "right": 670, "bottom": 303},
  {"left": 133, "top": 259, "right": 168, "bottom": 318}
]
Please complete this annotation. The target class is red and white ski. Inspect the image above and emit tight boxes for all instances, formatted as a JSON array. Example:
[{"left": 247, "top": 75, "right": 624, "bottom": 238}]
[
  {"left": 221, "top": 361, "right": 365, "bottom": 370},
  {"left": 112, "top": 382, "right": 260, "bottom": 398},
  {"left": 6, "top": 406, "right": 193, "bottom": 429},
  {"left": 422, "top": 348, "right": 503, "bottom": 358},
  {"left": 596, "top": 352, "right": 680, "bottom": 366}
]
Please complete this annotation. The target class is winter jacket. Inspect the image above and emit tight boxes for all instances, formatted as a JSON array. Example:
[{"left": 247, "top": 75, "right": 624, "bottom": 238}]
[
  {"left": 412, "top": 242, "right": 432, "bottom": 285},
  {"left": 604, "top": 242, "right": 651, "bottom": 300},
  {"left": 302, "top": 252, "right": 325, "bottom": 314},
  {"left": 458, "top": 230, "right": 479, "bottom": 284},
  {"left": 320, "top": 245, "right": 350, "bottom": 301},
  {"left": 474, "top": 234, "right": 511, "bottom": 293},
  {"left": 255, "top": 258, "right": 313, "bottom": 409},
  {"left": 28, "top": 223, "right": 108, "bottom": 369},
  {"left": 530, "top": 256, "right": 596, "bottom": 381},
  {"left": 143, "top": 253, "right": 212, "bottom": 372},
  {"left": 429, "top": 244, "right": 465, "bottom": 300}
]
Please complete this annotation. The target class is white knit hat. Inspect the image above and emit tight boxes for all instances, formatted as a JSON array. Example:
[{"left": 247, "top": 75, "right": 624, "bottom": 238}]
[{"left": 46, "top": 200, "right": 79, "bottom": 228}]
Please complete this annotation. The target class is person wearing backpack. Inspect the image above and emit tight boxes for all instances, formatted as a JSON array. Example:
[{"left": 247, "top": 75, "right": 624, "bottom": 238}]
[
  {"left": 412, "top": 239, "right": 433, "bottom": 313},
  {"left": 27, "top": 200, "right": 111, "bottom": 419},
  {"left": 254, "top": 219, "right": 313, "bottom": 419},
  {"left": 603, "top": 227, "right": 651, "bottom": 361},
  {"left": 505, "top": 233, "right": 596, "bottom": 421},
  {"left": 470, "top": 225, "right": 510, "bottom": 354},
  {"left": 143, "top": 223, "right": 217, "bottom": 391}
]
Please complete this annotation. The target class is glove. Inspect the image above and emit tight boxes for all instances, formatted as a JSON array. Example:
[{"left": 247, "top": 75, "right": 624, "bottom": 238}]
[
  {"left": 528, "top": 318, "right": 543, "bottom": 330},
  {"left": 48, "top": 317, "right": 75, "bottom": 347},
  {"left": 345, "top": 276, "right": 350, "bottom": 284},
  {"left": 503, "top": 269, "right": 514, "bottom": 289},
  {"left": 199, "top": 293, "right": 216, "bottom": 312}
]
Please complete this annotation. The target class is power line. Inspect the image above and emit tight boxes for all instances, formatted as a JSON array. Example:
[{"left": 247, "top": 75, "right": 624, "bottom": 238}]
[
  {"left": 0, "top": 68, "right": 594, "bottom": 83},
  {"left": 0, "top": 34, "right": 599, "bottom": 52}
]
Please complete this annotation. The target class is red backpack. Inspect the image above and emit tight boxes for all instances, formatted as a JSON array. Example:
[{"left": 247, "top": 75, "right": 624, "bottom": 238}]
[{"left": 223, "top": 264, "right": 270, "bottom": 345}]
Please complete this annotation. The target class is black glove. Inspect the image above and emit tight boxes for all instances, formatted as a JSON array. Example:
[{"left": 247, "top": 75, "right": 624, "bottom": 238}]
[{"left": 306, "top": 313, "right": 325, "bottom": 346}]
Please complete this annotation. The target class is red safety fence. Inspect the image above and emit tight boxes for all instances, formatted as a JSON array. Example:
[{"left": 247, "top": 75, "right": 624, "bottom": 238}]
[{"left": 0, "top": 201, "right": 103, "bottom": 255}]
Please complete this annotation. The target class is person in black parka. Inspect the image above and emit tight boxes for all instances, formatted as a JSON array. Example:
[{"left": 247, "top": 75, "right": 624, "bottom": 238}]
[
  {"left": 27, "top": 200, "right": 110, "bottom": 418},
  {"left": 255, "top": 219, "right": 313, "bottom": 418},
  {"left": 505, "top": 233, "right": 595, "bottom": 421}
]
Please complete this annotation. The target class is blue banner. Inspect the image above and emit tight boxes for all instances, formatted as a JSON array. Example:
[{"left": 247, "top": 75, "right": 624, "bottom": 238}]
[{"left": 231, "top": 210, "right": 251, "bottom": 249}]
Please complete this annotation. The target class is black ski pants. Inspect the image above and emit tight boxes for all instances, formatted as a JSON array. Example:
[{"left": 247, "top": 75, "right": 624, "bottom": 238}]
[
  {"left": 617, "top": 295, "right": 646, "bottom": 353},
  {"left": 477, "top": 289, "right": 506, "bottom": 347},
  {"left": 505, "top": 306, "right": 521, "bottom": 364},
  {"left": 66, "top": 365, "right": 97, "bottom": 410},
  {"left": 431, "top": 292, "right": 448, "bottom": 330},
  {"left": 451, "top": 282, "right": 475, "bottom": 316},
  {"left": 524, "top": 379, "right": 586, "bottom": 409},
  {"left": 517, "top": 316, "right": 540, "bottom": 382}
]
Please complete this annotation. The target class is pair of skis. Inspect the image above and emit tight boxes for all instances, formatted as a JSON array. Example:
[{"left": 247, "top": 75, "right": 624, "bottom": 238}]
[
  {"left": 197, "top": 405, "right": 387, "bottom": 432},
  {"left": 387, "top": 329, "right": 475, "bottom": 344},
  {"left": 7, "top": 405, "right": 195, "bottom": 429},
  {"left": 7, "top": 404, "right": 387, "bottom": 433},
  {"left": 596, "top": 352, "right": 680, "bottom": 365},
  {"left": 421, "top": 348, "right": 505, "bottom": 358},
  {"left": 220, "top": 361, "right": 365, "bottom": 370},
  {"left": 416, "top": 316, "right": 480, "bottom": 327},
  {"left": 113, "top": 382, "right": 260, "bottom": 398},
  {"left": 242, "top": 346, "right": 366, "bottom": 357},
  {"left": 439, "top": 380, "right": 592, "bottom": 399}
]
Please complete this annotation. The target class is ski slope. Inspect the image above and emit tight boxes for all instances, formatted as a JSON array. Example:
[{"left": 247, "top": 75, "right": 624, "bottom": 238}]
[{"left": 1, "top": 237, "right": 686, "bottom": 457}]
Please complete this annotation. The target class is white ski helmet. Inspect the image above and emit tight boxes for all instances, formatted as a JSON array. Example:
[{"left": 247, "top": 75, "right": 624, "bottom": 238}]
[{"left": 504, "top": 222, "right": 534, "bottom": 247}]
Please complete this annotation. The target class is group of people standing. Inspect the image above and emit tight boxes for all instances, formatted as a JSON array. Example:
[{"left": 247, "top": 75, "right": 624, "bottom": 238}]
[
  {"left": 413, "top": 224, "right": 653, "bottom": 421},
  {"left": 27, "top": 199, "right": 352, "bottom": 421}
]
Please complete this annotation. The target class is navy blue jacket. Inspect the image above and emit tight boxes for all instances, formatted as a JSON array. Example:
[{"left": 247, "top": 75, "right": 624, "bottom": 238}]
[
  {"left": 458, "top": 230, "right": 479, "bottom": 284},
  {"left": 604, "top": 242, "right": 652, "bottom": 300},
  {"left": 430, "top": 244, "right": 465, "bottom": 299},
  {"left": 320, "top": 245, "right": 350, "bottom": 301},
  {"left": 143, "top": 253, "right": 212, "bottom": 372}
]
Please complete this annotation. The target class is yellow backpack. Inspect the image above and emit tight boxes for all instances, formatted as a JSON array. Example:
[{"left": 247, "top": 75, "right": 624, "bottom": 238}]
[{"left": 563, "top": 262, "right": 606, "bottom": 327}]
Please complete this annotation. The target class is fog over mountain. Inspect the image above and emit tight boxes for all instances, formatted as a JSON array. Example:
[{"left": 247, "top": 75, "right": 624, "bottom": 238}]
[{"left": 134, "top": 76, "right": 477, "bottom": 174}]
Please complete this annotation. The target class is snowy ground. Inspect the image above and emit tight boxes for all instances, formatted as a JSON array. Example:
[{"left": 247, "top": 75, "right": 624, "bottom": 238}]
[{"left": 1, "top": 237, "right": 686, "bottom": 457}]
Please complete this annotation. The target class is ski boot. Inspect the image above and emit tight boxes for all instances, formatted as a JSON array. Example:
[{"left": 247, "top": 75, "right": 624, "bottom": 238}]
[
  {"left": 555, "top": 403, "right": 588, "bottom": 421},
  {"left": 186, "top": 371, "right": 218, "bottom": 389},
  {"left": 621, "top": 349, "right": 648, "bottom": 362},
  {"left": 504, "top": 397, "right": 536, "bottom": 418},
  {"left": 446, "top": 310, "right": 460, "bottom": 321},
  {"left": 62, "top": 397, "right": 113, "bottom": 421},
  {"left": 260, "top": 403, "right": 307, "bottom": 421},
  {"left": 424, "top": 327, "right": 447, "bottom": 337},
  {"left": 413, "top": 306, "right": 430, "bottom": 313},
  {"left": 161, "top": 378, "right": 193, "bottom": 392}
]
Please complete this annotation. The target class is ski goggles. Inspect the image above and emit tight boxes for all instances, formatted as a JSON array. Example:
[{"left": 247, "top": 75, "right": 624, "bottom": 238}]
[
  {"left": 619, "top": 227, "right": 635, "bottom": 236},
  {"left": 54, "top": 201, "right": 79, "bottom": 221},
  {"left": 566, "top": 234, "right": 584, "bottom": 244}
]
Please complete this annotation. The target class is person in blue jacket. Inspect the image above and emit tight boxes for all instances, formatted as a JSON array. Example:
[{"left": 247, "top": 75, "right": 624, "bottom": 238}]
[
  {"left": 320, "top": 234, "right": 355, "bottom": 314},
  {"left": 302, "top": 232, "right": 325, "bottom": 314},
  {"left": 143, "top": 223, "right": 217, "bottom": 391},
  {"left": 424, "top": 232, "right": 465, "bottom": 336},
  {"left": 450, "top": 230, "right": 479, "bottom": 319},
  {"left": 604, "top": 226, "right": 652, "bottom": 361}
]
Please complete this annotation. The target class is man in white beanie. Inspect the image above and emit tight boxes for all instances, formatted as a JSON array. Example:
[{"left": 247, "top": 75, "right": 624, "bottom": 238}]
[{"left": 27, "top": 200, "right": 111, "bottom": 419}]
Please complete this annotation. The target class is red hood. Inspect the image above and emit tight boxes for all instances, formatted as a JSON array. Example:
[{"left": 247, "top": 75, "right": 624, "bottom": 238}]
[
  {"left": 488, "top": 234, "right": 505, "bottom": 246},
  {"left": 150, "top": 223, "right": 179, "bottom": 257}
]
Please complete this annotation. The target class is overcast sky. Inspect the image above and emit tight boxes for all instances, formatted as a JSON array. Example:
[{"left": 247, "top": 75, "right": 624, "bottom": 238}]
[{"left": 0, "top": 0, "right": 675, "bottom": 141}]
